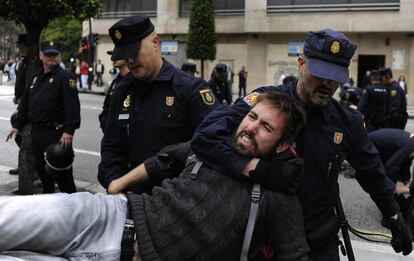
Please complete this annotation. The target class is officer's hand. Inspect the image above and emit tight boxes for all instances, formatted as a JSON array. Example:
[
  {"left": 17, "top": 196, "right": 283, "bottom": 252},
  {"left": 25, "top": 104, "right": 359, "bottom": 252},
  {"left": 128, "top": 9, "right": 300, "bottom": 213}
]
[
  {"left": 60, "top": 132, "right": 73, "bottom": 147},
  {"left": 383, "top": 213, "right": 413, "bottom": 255},
  {"left": 6, "top": 128, "right": 18, "bottom": 142},
  {"left": 145, "top": 152, "right": 184, "bottom": 184},
  {"left": 249, "top": 157, "right": 303, "bottom": 194}
]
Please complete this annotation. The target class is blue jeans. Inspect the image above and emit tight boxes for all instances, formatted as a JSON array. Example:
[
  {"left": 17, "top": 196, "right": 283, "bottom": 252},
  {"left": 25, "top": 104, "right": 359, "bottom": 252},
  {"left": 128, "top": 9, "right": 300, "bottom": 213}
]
[{"left": 0, "top": 193, "right": 128, "bottom": 260}]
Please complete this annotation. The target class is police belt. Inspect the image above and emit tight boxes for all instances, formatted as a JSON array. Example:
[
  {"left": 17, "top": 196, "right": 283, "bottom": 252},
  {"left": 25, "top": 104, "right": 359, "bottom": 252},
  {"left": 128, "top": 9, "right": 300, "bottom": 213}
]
[{"left": 31, "top": 122, "right": 63, "bottom": 129}]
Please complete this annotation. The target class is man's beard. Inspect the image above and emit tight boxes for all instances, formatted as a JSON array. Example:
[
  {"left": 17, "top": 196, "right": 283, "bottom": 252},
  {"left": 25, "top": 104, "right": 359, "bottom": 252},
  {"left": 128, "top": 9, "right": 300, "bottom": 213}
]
[{"left": 232, "top": 130, "right": 260, "bottom": 157}]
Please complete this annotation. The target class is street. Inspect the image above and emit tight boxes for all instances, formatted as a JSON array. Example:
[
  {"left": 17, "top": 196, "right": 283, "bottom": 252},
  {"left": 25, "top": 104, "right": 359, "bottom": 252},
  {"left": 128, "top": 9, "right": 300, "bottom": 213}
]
[{"left": 0, "top": 84, "right": 104, "bottom": 184}]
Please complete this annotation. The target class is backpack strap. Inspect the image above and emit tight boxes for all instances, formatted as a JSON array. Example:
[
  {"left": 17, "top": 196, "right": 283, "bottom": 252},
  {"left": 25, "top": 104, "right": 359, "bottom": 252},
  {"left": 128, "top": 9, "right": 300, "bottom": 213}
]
[{"left": 240, "top": 183, "right": 261, "bottom": 261}]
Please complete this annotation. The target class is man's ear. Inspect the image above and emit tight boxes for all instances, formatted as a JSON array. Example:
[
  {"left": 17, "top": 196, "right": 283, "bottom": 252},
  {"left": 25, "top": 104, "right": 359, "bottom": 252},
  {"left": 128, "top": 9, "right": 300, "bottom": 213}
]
[{"left": 275, "top": 143, "right": 290, "bottom": 153}]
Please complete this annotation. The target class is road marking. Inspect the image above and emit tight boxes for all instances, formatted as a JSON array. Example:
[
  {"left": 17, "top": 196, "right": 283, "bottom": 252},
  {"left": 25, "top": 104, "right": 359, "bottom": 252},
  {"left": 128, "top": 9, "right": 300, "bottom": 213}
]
[
  {"left": 81, "top": 105, "right": 102, "bottom": 111},
  {"left": 74, "top": 148, "right": 100, "bottom": 157},
  {"left": 0, "top": 116, "right": 9, "bottom": 121}
]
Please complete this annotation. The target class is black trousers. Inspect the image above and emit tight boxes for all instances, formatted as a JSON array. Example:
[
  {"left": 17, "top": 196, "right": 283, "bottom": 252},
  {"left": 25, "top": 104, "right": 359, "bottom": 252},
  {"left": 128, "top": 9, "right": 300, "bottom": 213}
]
[
  {"left": 309, "top": 239, "right": 340, "bottom": 261},
  {"left": 31, "top": 126, "right": 76, "bottom": 193}
]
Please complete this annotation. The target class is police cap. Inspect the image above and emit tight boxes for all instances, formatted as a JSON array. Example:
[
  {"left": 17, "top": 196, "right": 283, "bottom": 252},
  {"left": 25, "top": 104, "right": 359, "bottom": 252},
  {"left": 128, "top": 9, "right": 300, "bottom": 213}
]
[
  {"left": 303, "top": 29, "right": 357, "bottom": 84},
  {"left": 215, "top": 63, "right": 227, "bottom": 73},
  {"left": 40, "top": 41, "right": 61, "bottom": 54},
  {"left": 181, "top": 62, "right": 198, "bottom": 73},
  {"left": 16, "top": 34, "right": 28, "bottom": 45},
  {"left": 108, "top": 15, "right": 155, "bottom": 61}
]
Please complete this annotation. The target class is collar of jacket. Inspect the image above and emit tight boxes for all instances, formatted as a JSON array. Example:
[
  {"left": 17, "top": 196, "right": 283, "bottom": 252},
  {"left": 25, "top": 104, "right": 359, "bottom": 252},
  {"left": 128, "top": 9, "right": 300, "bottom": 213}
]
[{"left": 153, "top": 58, "right": 174, "bottom": 82}]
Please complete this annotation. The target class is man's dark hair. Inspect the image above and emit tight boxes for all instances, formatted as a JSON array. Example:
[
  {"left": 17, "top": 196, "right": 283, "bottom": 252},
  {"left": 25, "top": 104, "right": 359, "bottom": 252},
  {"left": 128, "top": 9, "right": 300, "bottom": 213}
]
[{"left": 253, "top": 92, "right": 306, "bottom": 146}]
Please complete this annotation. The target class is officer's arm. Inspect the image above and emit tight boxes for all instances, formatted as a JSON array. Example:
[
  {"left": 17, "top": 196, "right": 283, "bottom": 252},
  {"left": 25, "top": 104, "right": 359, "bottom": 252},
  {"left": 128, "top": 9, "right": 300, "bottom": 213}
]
[
  {"left": 357, "top": 89, "right": 370, "bottom": 114},
  {"left": 108, "top": 142, "right": 191, "bottom": 194},
  {"left": 184, "top": 78, "right": 220, "bottom": 128},
  {"left": 191, "top": 87, "right": 269, "bottom": 177},
  {"left": 61, "top": 75, "right": 81, "bottom": 135},
  {"left": 99, "top": 88, "right": 129, "bottom": 189},
  {"left": 347, "top": 111, "right": 399, "bottom": 218}
]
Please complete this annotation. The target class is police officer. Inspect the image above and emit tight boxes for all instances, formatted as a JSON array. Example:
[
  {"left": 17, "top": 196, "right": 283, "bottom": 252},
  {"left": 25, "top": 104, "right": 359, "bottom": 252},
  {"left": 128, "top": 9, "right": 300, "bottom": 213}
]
[
  {"left": 380, "top": 68, "right": 408, "bottom": 129},
  {"left": 98, "top": 15, "right": 218, "bottom": 193},
  {"left": 191, "top": 29, "right": 412, "bottom": 260},
  {"left": 98, "top": 50, "right": 129, "bottom": 132},
  {"left": 7, "top": 41, "right": 81, "bottom": 194},
  {"left": 339, "top": 82, "right": 362, "bottom": 109},
  {"left": 14, "top": 34, "right": 29, "bottom": 105},
  {"left": 181, "top": 62, "right": 198, "bottom": 77},
  {"left": 368, "top": 128, "right": 414, "bottom": 184},
  {"left": 358, "top": 70, "right": 388, "bottom": 131},
  {"left": 208, "top": 63, "right": 232, "bottom": 104}
]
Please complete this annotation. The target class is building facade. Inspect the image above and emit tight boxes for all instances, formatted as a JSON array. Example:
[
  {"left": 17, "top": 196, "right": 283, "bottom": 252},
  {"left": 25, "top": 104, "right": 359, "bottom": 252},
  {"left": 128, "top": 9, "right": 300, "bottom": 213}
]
[{"left": 86, "top": 0, "right": 414, "bottom": 103}]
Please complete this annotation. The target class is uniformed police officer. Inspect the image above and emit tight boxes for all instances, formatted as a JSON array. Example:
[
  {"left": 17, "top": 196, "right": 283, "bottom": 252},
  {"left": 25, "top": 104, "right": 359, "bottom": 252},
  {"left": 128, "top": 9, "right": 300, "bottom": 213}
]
[
  {"left": 208, "top": 63, "right": 232, "bottom": 104},
  {"left": 181, "top": 62, "right": 198, "bottom": 77},
  {"left": 368, "top": 128, "right": 414, "bottom": 184},
  {"left": 98, "top": 15, "right": 219, "bottom": 193},
  {"left": 380, "top": 68, "right": 408, "bottom": 129},
  {"left": 14, "top": 34, "right": 29, "bottom": 105},
  {"left": 358, "top": 70, "right": 388, "bottom": 131},
  {"left": 339, "top": 82, "right": 362, "bottom": 109},
  {"left": 7, "top": 41, "right": 81, "bottom": 194},
  {"left": 98, "top": 50, "right": 129, "bottom": 132},
  {"left": 191, "top": 29, "right": 412, "bottom": 260}
]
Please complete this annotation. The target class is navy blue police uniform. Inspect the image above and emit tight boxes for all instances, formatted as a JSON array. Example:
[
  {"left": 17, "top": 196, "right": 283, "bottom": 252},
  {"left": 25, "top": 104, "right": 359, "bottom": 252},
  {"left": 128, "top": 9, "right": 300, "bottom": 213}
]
[
  {"left": 15, "top": 42, "right": 80, "bottom": 193},
  {"left": 339, "top": 86, "right": 362, "bottom": 107},
  {"left": 98, "top": 15, "right": 219, "bottom": 192},
  {"left": 208, "top": 63, "right": 232, "bottom": 104},
  {"left": 368, "top": 129, "right": 414, "bottom": 184},
  {"left": 381, "top": 68, "right": 408, "bottom": 129},
  {"left": 191, "top": 29, "right": 400, "bottom": 261}
]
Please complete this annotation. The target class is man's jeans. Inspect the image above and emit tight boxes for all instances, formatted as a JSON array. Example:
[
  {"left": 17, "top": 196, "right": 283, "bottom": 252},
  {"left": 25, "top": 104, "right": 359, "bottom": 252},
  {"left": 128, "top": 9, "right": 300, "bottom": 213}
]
[{"left": 0, "top": 192, "right": 128, "bottom": 260}]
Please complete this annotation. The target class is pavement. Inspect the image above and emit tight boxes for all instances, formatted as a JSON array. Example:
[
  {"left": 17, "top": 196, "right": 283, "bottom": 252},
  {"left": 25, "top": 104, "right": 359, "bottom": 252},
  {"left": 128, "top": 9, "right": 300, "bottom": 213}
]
[{"left": 2, "top": 79, "right": 414, "bottom": 259}]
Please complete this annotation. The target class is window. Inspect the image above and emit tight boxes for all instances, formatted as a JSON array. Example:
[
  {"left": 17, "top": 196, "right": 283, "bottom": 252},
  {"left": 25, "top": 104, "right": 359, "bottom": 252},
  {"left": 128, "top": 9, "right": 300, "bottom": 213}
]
[
  {"left": 180, "top": 0, "right": 245, "bottom": 16},
  {"left": 267, "top": 0, "right": 399, "bottom": 13},
  {"left": 102, "top": 0, "right": 157, "bottom": 18}
]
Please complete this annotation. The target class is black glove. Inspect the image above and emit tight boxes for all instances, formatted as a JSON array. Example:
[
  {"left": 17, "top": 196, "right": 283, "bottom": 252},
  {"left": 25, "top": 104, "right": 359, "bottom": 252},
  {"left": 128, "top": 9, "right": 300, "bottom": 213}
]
[
  {"left": 144, "top": 152, "right": 184, "bottom": 184},
  {"left": 383, "top": 213, "right": 413, "bottom": 255},
  {"left": 249, "top": 156, "right": 303, "bottom": 194}
]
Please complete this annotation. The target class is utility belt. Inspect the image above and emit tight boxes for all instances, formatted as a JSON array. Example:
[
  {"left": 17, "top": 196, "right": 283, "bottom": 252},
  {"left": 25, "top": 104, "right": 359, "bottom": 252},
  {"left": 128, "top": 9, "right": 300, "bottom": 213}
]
[{"left": 31, "top": 121, "right": 63, "bottom": 130}]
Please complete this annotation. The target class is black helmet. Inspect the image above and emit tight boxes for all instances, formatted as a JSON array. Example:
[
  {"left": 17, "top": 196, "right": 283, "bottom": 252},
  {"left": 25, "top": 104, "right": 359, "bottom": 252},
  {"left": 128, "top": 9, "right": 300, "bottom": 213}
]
[
  {"left": 44, "top": 143, "right": 74, "bottom": 170},
  {"left": 10, "top": 112, "right": 18, "bottom": 128}
]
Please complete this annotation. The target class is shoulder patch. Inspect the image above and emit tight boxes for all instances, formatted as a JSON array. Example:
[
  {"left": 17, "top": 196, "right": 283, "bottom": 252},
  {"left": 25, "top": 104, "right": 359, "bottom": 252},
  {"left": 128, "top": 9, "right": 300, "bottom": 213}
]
[
  {"left": 199, "top": 88, "right": 215, "bottom": 105},
  {"left": 243, "top": 92, "right": 260, "bottom": 106},
  {"left": 69, "top": 79, "right": 77, "bottom": 89}
]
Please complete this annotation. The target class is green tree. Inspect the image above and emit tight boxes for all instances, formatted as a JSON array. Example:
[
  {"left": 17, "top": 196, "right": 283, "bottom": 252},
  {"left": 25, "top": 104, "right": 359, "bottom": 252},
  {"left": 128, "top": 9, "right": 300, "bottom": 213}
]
[
  {"left": 186, "top": 0, "right": 216, "bottom": 79},
  {"left": 0, "top": 0, "right": 101, "bottom": 194},
  {"left": 41, "top": 17, "right": 82, "bottom": 64}
]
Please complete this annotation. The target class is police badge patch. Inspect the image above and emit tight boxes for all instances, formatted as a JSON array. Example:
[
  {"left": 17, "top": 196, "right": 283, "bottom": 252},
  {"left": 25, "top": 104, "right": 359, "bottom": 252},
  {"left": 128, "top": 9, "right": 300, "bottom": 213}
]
[
  {"left": 243, "top": 92, "right": 259, "bottom": 106},
  {"left": 334, "top": 132, "right": 343, "bottom": 144},
  {"left": 166, "top": 96, "right": 174, "bottom": 106},
  {"left": 391, "top": 90, "right": 397, "bottom": 96},
  {"left": 69, "top": 79, "right": 77, "bottom": 89},
  {"left": 199, "top": 89, "right": 215, "bottom": 105},
  {"left": 123, "top": 95, "right": 131, "bottom": 110}
]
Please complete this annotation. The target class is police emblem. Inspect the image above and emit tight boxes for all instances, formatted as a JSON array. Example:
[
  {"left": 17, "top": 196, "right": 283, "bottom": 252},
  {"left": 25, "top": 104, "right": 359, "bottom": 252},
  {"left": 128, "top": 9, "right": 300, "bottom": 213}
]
[
  {"left": 123, "top": 95, "right": 131, "bottom": 108},
  {"left": 243, "top": 92, "right": 259, "bottom": 106},
  {"left": 331, "top": 41, "right": 340, "bottom": 54},
  {"left": 166, "top": 96, "right": 174, "bottom": 106},
  {"left": 49, "top": 78, "right": 54, "bottom": 84},
  {"left": 115, "top": 30, "right": 122, "bottom": 40},
  {"left": 391, "top": 90, "right": 397, "bottom": 96},
  {"left": 199, "top": 88, "right": 215, "bottom": 105},
  {"left": 334, "top": 132, "right": 343, "bottom": 144},
  {"left": 69, "top": 79, "right": 76, "bottom": 89}
]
